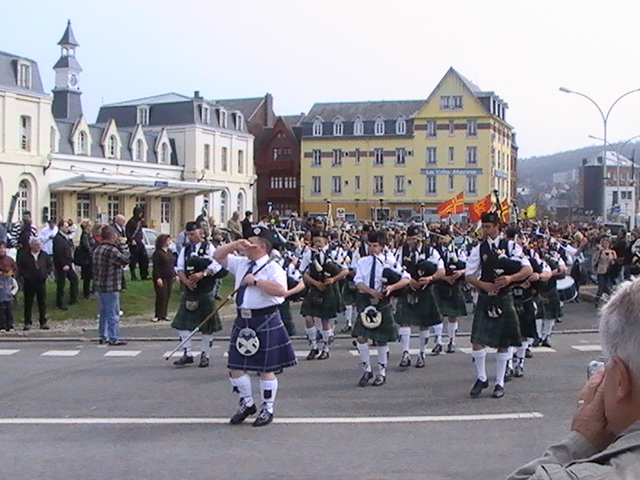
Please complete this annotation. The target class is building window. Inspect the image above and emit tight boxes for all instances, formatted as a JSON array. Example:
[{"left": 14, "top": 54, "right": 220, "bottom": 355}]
[
  {"left": 332, "top": 149, "right": 343, "bottom": 167},
  {"left": 467, "top": 119, "right": 477, "bottom": 136},
  {"left": 466, "top": 175, "right": 477, "bottom": 194},
  {"left": 200, "top": 105, "right": 211, "bottom": 124},
  {"left": 220, "top": 190, "right": 228, "bottom": 222},
  {"left": 50, "top": 127, "right": 58, "bottom": 153},
  {"left": 17, "top": 180, "right": 31, "bottom": 219},
  {"left": 440, "top": 95, "right": 463, "bottom": 110},
  {"left": 448, "top": 174, "right": 454, "bottom": 191},
  {"left": 76, "top": 193, "right": 90, "bottom": 220},
  {"left": 204, "top": 144, "right": 211, "bottom": 170},
  {"left": 237, "top": 191, "right": 245, "bottom": 213},
  {"left": 20, "top": 116, "right": 31, "bottom": 151},
  {"left": 426, "top": 147, "right": 437, "bottom": 165},
  {"left": 395, "top": 175, "right": 406, "bottom": 194},
  {"left": 160, "top": 197, "right": 171, "bottom": 224},
  {"left": 333, "top": 118, "right": 344, "bottom": 136},
  {"left": 107, "top": 195, "right": 120, "bottom": 220},
  {"left": 49, "top": 193, "right": 58, "bottom": 223},
  {"left": 373, "top": 175, "right": 384, "bottom": 194},
  {"left": 396, "top": 148, "right": 406, "bottom": 166},
  {"left": 466, "top": 146, "right": 478, "bottom": 165},
  {"left": 374, "top": 148, "right": 384, "bottom": 165},
  {"left": 273, "top": 148, "right": 281, "bottom": 161},
  {"left": 331, "top": 176, "right": 342, "bottom": 194},
  {"left": 374, "top": 117, "right": 385, "bottom": 136},
  {"left": 17, "top": 62, "right": 32, "bottom": 89},
  {"left": 426, "top": 120, "right": 437, "bottom": 138},
  {"left": 218, "top": 109, "right": 227, "bottom": 128},
  {"left": 448, "top": 120, "right": 455, "bottom": 136},
  {"left": 135, "top": 197, "right": 146, "bottom": 214},
  {"left": 395, "top": 117, "right": 407, "bottom": 135},
  {"left": 353, "top": 117, "right": 364, "bottom": 136},
  {"left": 426, "top": 175, "right": 437, "bottom": 194},
  {"left": 137, "top": 106, "right": 149, "bottom": 125},
  {"left": 354, "top": 175, "right": 361, "bottom": 192},
  {"left": 107, "top": 135, "right": 117, "bottom": 158},
  {"left": 448, "top": 146, "right": 454, "bottom": 164},
  {"left": 311, "top": 176, "right": 321, "bottom": 194},
  {"left": 312, "top": 118, "right": 323, "bottom": 136},
  {"left": 312, "top": 149, "right": 321, "bottom": 166},
  {"left": 221, "top": 147, "right": 228, "bottom": 171},
  {"left": 134, "top": 139, "right": 144, "bottom": 161},
  {"left": 160, "top": 143, "right": 170, "bottom": 164},
  {"left": 238, "top": 150, "right": 244, "bottom": 174},
  {"left": 354, "top": 148, "right": 361, "bottom": 164},
  {"left": 235, "top": 113, "right": 243, "bottom": 130}
]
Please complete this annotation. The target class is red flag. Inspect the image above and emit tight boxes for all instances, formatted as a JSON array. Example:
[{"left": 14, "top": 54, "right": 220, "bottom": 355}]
[
  {"left": 469, "top": 194, "right": 492, "bottom": 222},
  {"left": 500, "top": 198, "right": 510, "bottom": 222},
  {"left": 437, "top": 192, "right": 464, "bottom": 219}
]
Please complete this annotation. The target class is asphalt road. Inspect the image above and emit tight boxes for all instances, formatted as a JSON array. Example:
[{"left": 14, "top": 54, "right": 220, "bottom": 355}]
[{"left": 0, "top": 301, "right": 604, "bottom": 480}]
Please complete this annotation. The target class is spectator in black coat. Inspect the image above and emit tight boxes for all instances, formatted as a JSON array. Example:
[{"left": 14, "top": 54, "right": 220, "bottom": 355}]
[
  {"left": 17, "top": 238, "right": 53, "bottom": 330},
  {"left": 75, "top": 220, "right": 95, "bottom": 299},
  {"left": 151, "top": 234, "right": 175, "bottom": 322},
  {"left": 125, "top": 207, "right": 149, "bottom": 281},
  {"left": 52, "top": 220, "right": 78, "bottom": 310},
  {"left": 241, "top": 211, "right": 253, "bottom": 238}
]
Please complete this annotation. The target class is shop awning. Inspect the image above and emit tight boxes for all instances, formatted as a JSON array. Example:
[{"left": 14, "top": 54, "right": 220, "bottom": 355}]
[{"left": 49, "top": 174, "right": 223, "bottom": 197}]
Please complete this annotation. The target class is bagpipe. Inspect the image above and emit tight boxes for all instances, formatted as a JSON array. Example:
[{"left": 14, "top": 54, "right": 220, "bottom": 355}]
[{"left": 184, "top": 255, "right": 228, "bottom": 294}]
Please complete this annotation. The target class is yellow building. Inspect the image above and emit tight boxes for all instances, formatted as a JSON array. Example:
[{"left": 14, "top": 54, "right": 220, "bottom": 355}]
[{"left": 300, "top": 68, "right": 515, "bottom": 221}]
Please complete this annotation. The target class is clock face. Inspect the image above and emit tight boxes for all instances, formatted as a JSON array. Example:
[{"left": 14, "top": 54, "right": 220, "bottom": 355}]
[{"left": 69, "top": 74, "right": 78, "bottom": 87}]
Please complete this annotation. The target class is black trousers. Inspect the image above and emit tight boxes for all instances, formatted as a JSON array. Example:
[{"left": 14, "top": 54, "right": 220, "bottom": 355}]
[
  {"left": 80, "top": 264, "right": 93, "bottom": 298},
  {"left": 0, "top": 300, "right": 14, "bottom": 330},
  {"left": 23, "top": 279, "right": 47, "bottom": 325},
  {"left": 129, "top": 243, "right": 149, "bottom": 280},
  {"left": 153, "top": 276, "right": 174, "bottom": 319},
  {"left": 56, "top": 268, "right": 78, "bottom": 307}
]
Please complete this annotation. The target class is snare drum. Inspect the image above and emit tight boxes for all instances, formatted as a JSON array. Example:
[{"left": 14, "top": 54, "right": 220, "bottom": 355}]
[{"left": 557, "top": 277, "right": 577, "bottom": 302}]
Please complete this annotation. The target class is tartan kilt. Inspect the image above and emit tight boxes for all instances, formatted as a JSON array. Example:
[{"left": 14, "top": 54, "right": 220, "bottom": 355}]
[
  {"left": 433, "top": 281, "right": 467, "bottom": 318},
  {"left": 351, "top": 293, "right": 398, "bottom": 343},
  {"left": 342, "top": 280, "right": 358, "bottom": 305},
  {"left": 395, "top": 287, "right": 442, "bottom": 328},
  {"left": 513, "top": 297, "right": 538, "bottom": 339},
  {"left": 227, "top": 309, "right": 297, "bottom": 373},
  {"left": 277, "top": 300, "right": 297, "bottom": 337},
  {"left": 171, "top": 292, "right": 222, "bottom": 334},
  {"left": 471, "top": 293, "right": 522, "bottom": 349},
  {"left": 300, "top": 285, "right": 340, "bottom": 319},
  {"left": 540, "top": 288, "right": 563, "bottom": 320}
]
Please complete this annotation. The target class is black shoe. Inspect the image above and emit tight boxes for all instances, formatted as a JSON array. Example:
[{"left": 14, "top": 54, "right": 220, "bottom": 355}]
[
  {"left": 358, "top": 370, "right": 373, "bottom": 387},
  {"left": 531, "top": 337, "right": 541, "bottom": 347},
  {"left": 306, "top": 348, "right": 319, "bottom": 360},
  {"left": 525, "top": 348, "right": 533, "bottom": 359},
  {"left": 214, "top": 295, "right": 222, "bottom": 300},
  {"left": 229, "top": 402, "right": 257, "bottom": 425},
  {"left": 173, "top": 354, "right": 194, "bottom": 366},
  {"left": 470, "top": 379, "right": 489, "bottom": 397},
  {"left": 198, "top": 353, "right": 210, "bottom": 368},
  {"left": 372, "top": 373, "right": 386, "bottom": 386},
  {"left": 98, "top": 337, "right": 106, "bottom": 344},
  {"left": 492, "top": 385, "right": 505, "bottom": 399},
  {"left": 415, "top": 353, "right": 425, "bottom": 368},
  {"left": 399, "top": 351, "right": 411, "bottom": 367},
  {"left": 432, "top": 343, "right": 443, "bottom": 355},
  {"left": 541, "top": 337, "right": 552, "bottom": 348},
  {"left": 504, "top": 366, "right": 514, "bottom": 383},
  {"left": 252, "top": 409, "right": 274, "bottom": 427},
  {"left": 446, "top": 341, "right": 456, "bottom": 354},
  {"left": 23, "top": 324, "right": 32, "bottom": 331},
  {"left": 108, "top": 339, "right": 128, "bottom": 346},
  {"left": 340, "top": 325, "right": 352, "bottom": 333},
  {"left": 514, "top": 364, "right": 524, "bottom": 378},
  {"left": 57, "top": 305, "right": 68, "bottom": 311},
  {"left": 39, "top": 323, "right": 50, "bottom": 330},
  {"left": 317, "top": 350, "right": 330, "bottom": 360}
]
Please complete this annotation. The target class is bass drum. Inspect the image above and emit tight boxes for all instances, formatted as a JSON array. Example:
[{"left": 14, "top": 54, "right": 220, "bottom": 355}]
[{"left": 557, "top": 277, "right": 577, "bottom": 302}]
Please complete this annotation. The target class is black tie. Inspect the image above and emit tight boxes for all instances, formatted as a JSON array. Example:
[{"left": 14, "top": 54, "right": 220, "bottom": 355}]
[
  {"left": 235, "top": 260, "right": 256, "bottom": 307},
  {"left": 369, "top": 257, "right": 377, "bottom": 289}
]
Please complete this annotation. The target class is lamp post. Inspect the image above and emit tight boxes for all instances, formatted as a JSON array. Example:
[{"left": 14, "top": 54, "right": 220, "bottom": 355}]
[{"left": 559, "top": 86, "right": 640, "bottom": 221}]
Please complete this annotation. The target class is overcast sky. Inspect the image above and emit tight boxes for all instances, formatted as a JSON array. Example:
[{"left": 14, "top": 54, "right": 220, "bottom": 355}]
[{"left": 4, "top": 0, "right": 640, "bottom": 158}]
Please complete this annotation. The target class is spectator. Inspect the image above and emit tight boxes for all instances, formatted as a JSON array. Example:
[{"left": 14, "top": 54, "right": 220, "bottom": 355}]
[
  {"left": 125, "top": 207, "right": 149, "bottom": 281},
  {"left": 0, "top": 214, "right": 7, "bottom": 245},
  {"left": 52, "top": 220, "right": 78, "bottom": 310},
  {"left": 92, "top": 226, "right": 130, "bottom": 345},
  {"left": 17, "top": 238, "right": 52, "bottom": 330},
  {"left": 151, "top": 234, "right": 175, "bottom": 323},
  {"left": 227, "top": 211, "right": 242, "bottom": 240},
  {"left": 75, "top": 220, "right": 95, "bottom": 299},
  {"left": 10, "top": 210, "right": 37, "bottom": 262},
  {"left": 593, "top": 238, "right": 617, "bottom": 305},
  {"left": 0, "top": 241, "right": 17, "bottom": 332},
  {"left": 175, "top": 227, "right": 189, "bottom": 251},
  {"left": 241, "top": 211, "right": 253, "bottom": 238},
  {"left": 112, "top": 214, "right": 126, "bottom": 239},
  {"left": 38, "top": 218, "right": 58, "bottom": 258}
]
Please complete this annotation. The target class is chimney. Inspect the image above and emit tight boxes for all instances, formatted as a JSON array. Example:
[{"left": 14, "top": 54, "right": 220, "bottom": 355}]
[
  {"left": 582, "top": 158, "right": 587, "bottom": 166},
  {"left": 264, "top": 93, "right": 274, "bottom": 127},
  {"left": 194, "top": 90, "right": 201, "bottom": 99}
]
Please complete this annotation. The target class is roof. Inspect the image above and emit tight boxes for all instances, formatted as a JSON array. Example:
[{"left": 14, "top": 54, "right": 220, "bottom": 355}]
[
  {"left": 304, "top": 100, "right": 425, "bottom": 121},
  {"left": 454, "top": 68, "right": 483, "bottom": 94},
  {"left": 58, "top": 20, "right": 80, "bottom": 47},
  {"left": 102, "top": 93, "right": 192, "bottom": 108},
  {"left": 584, "top": 150, "right": 635, "bottom": 168},
  {"left": 211, "top": 97, "right": 265, "bottom": 119},
  {"left": 281, "top": 114, "right": 305, "bottom": 127},
  {"left": 53, "top": 55, "right": 82, "bottom": 71},
  {"left": 0, "top": 50, "right": 46, "bottom": 94}
]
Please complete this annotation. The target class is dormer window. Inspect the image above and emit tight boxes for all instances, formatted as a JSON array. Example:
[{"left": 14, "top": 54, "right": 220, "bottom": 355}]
[
  {"left": 17, "top": 61, "right": 31, "bottom": 89},
  {"left": 160, "top": 143, "right": 170, "bottom": 165},
  {"left": 333, "top": 118, "right": 344, "bottom": 136},
  {"left": 218, "top": 108, "right": 228, "bottom": 129},
  {"left": 374, "top": 117, "right": 385, "bottom": 136},
  {"left": 395, "top": 117, "right": 406, "bottom": 135},
  {"left": 200, "top": 105, "right": 211, "bottom": 125},
  {"left": 353, "top": 117, "right": 364, "bottom": 136},
  {"left": 137, "top": 106, "right": 149, "bottom": 125},
  {"left": 108, "top": 135, "right": 117, "bottom": 158},
  {"left": 234, "top": 112, "right": 243, "bottom": 130},
  {"left": 77, "top": 130, "right": 88, "bottom": 155},
  {"left": 312, "top": 118, "right": 323, "bottom": 136},
  {"left": 135, "top": 139, "right": 145, "bottom": 161}
]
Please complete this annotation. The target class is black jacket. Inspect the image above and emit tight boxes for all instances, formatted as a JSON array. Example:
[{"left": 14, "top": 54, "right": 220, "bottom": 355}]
[
  {"left": 52, "top": 232, "right": 74, "bottom": 271},
  {"left": 18, "top": 251, "right": 53, "bottom": 282},
  {"left": 241, "top": 218, "right": 253, "bottom": 239}
]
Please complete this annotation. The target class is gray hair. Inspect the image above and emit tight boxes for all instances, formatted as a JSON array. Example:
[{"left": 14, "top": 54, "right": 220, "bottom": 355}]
[
  {"left": 29, "top": 237, "right": 41, "bottom": 246},
  {"left": 600, "top": 279, "right": 640, "bottom": 382}
]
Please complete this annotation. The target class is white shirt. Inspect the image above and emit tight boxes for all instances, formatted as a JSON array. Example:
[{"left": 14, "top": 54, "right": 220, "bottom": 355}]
[
  {"left": 176, "top": 241, "right": 223, "bottom": 274},
  {"left": 39, "top": 225, "right": 58, "bottom": 255},
  {"left": 226, "top": 254, "right": 286, "bottom": 309},
  {"left": 354, "top": 253, "right": 409, "bottom": 291},
  {"left": 466, "top": 236, "right": 530, "bottom": 278},
  {"left": 396, "top": 244, "right": 445, "bottom": 270}
]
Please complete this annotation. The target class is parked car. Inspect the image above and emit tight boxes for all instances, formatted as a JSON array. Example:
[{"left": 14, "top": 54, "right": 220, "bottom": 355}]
[{"left": 141, "top": 228, "right": 177, "bottom": 261}]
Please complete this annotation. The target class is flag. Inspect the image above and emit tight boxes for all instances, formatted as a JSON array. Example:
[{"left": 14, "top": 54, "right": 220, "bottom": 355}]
[
  {"left": 437, "top": 192, "right": 464, "bottom": 219},
  {"left": 469, "top": 193, "right": 492, "bottom": 222},
  {"left": 500, "top": 198, "right": 510, "bottom": 222},
  {"left": 520, "top": 203, "right": 536, "bottom": 219}
]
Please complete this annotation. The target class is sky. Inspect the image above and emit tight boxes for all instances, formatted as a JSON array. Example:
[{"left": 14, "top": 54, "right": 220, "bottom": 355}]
[{"left": 3, "top": 0, "right": 640, "bottom": 159}]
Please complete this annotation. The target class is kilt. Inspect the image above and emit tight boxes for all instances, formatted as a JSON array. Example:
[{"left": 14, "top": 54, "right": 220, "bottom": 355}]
[
  {"left": 539, "top": 288, "right": 563, "bottom": 320},
  {"left": 300, "top": 284, "right": 341, "bottom": 319},
  {"left": 433, "top": 281, "right": 467, "bottom": 317},
  {"left": 278, "top": 300, "right": 297, "bottom": 336},
  {"left": 342, "top": 279, "right": 357, "bottom": 305},
  {"left": 513, "top": 297, "right": 537, "bottom": 339},
  {"left": 170, "top": 292, "right": 222, "bottom": 334},
  {"left": 351, "top": 293, "right": 398, "bottom": 343},
  {"left": 395, "top": 287, "right": 442, "bottom": 328},
  {"left": 227, "top": 309, "right": 297, "bottom": 373},
  {"left": 471, "top": 293, "right": 522, "bottom": 349}
]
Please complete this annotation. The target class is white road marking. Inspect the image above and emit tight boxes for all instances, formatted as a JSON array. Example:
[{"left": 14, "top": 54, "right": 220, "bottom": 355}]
[
  {"left": 458, "top": 347, "right": 556, "bottom": 354},
  {"left": 571, "top": 345, "right": 602, "bottom": 352},
  {"left": 0, "top": 349, "right": 20, "bottom": 356},
  {"left": 104, "top": 350, "right": 141, "bottom": 357},
  {"left": 41, "top": 350, "right": 80, "bottom": 357},
  {"left": 163, "top": 351, "right": 202, "bottom": 358},
  {"left": 0, "top": 412, "right": 544, "bottom": 425}
]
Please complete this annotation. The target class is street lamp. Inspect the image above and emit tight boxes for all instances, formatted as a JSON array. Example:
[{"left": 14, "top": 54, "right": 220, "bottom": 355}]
[{"left": 559, "top": 86, "right": 640, "bottom": 221}]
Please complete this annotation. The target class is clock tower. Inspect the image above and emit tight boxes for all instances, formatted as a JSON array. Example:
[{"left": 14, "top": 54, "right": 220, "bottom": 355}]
[{"left": 52, "top": 20, "right": 83, "bottom": 120}]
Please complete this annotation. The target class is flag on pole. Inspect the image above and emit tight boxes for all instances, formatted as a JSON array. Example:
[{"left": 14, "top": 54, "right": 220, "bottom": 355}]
[
  {"left": 469, "top": 193, "right": 493, "bottom": 222},
  {"left": 437, "top": 192, "right": 464, "bottom": 219},
  {"left": 520, "top": 203, "right": 536, "bottom": 219},
  {"left": 500, "top": 198, "right": 510, "bottom": 222}
]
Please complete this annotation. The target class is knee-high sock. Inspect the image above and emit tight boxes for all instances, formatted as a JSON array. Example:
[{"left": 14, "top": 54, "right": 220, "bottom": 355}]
[
  {"left": 419, "top": 330, "right": 429, "bottom": 354},
  {"left": 321, "top": 329, "right": 331, "bottom": 350},
  {"left": 260, "top": 378, "right": 278, "bottom": 413},
  {"left": 431, "top": 323, "right": 443, "bottom": 344},
  {"left": 447, "top": 321, "right": 458, "bottom": 344},
  {"left": 471, "top": 349, "right": 487, "bottom": 382},
  {"left": 536, "top": 319, "right": 543, "bottom": 338},
  {"left": 345, "top": 305, "right": 354, "bottom": 326},
  {"left": 516, "top": 338, "right": 529, "bottom": 361},
  {"left": 178, "top": 330, "right": 192, "bottom": 355},
  {"left": 305, "top": 326, "right": 318, "bottom": 349},
  {"left": 495, "top": 352, "right": 511, "bottom": 387},
  {"left": 357, "top": 342, "right": 371, "bottom": 372},
  {"left": 201, "top": 334, "right": 213, "bottom": 356},
  {"left": 230, "top": 374, "right": 254, "bottom": 407},
  {"left": 398, "top": 326, "right": 411, "bottom": 353},
  {"left": 542, "top": 319, "right": 555, "bottom": 338},
  {"left": 377, "top": 343, "right": 389, "bottom": 376}
]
